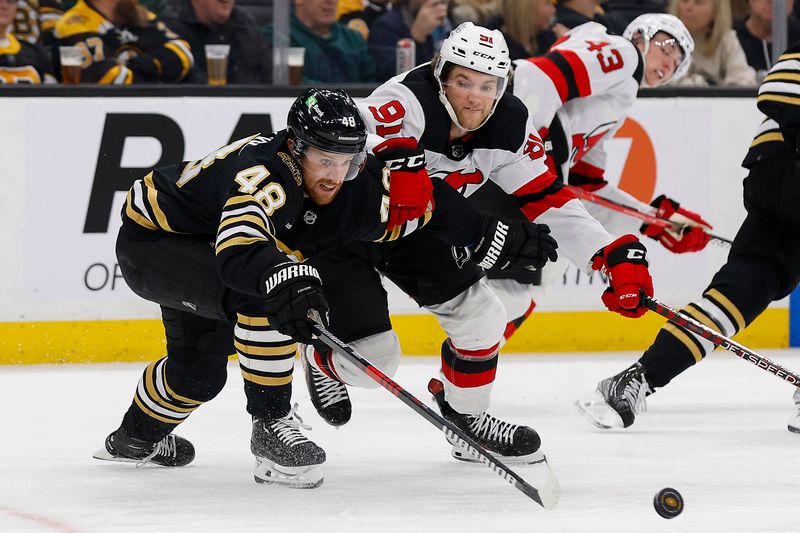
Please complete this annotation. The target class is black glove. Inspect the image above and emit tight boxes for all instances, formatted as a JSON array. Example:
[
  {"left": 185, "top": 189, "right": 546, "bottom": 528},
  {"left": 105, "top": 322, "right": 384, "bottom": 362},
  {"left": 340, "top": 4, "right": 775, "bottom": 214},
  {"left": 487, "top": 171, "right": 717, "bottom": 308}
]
[
  {"left": 471, "top": 217, "right": 558, "bottom": 272},
  {"left": 263, "top": 262, "right": 329, "bottom": 344}
]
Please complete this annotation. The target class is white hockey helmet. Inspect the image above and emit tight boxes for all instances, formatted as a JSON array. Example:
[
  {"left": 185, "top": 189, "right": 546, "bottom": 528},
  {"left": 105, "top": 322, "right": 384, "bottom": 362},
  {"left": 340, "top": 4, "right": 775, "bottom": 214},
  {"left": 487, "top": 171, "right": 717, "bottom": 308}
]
[
  {"left": 623, "top": 13, "right": 694, "bottom": 82},
  {"left": 434, "top": 22, "right": 511, "bottom": 131}
]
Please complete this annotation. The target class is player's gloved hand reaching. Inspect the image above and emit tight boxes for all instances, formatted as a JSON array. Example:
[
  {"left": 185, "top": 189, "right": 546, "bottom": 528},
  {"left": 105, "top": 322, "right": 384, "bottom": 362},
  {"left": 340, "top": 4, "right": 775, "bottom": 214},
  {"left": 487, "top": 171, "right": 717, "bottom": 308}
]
[
  {"left": 263, "top": 262, "right": 329, "bottom": 344},
  {"left": 591, "top": 234, "right": 653, "bottom": 318},
  {"left": 471, "top": 217, "right": 559, "bottom": 272},
  {"left": 374, "top": 137, "right": 435, "bottom": 230},
  {"left": 640, "top": 194, "right": 712, "bottom": 253}
]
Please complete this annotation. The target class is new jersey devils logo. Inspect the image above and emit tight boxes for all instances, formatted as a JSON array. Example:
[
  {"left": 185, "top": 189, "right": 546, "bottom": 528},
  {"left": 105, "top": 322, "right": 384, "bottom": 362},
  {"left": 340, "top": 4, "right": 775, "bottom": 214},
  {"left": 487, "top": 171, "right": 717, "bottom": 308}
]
[{"left": 441, "top": 169, "right": 484, "bottom": 194}]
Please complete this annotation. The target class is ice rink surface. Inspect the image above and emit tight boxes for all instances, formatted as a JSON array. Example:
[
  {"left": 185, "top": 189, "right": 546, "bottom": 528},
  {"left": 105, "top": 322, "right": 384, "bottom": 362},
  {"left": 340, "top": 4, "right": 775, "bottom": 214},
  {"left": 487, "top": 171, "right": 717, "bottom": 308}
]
[{"left": 1, "top": 350, "right": 798, "bottom": 533}]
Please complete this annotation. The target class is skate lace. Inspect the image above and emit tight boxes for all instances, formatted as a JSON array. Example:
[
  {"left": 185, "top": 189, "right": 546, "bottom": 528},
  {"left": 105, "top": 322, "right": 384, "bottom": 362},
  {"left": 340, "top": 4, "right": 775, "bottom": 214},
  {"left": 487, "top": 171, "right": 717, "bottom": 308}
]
[
  {"left": 268, "top": 404, "right": 312, "bottom": 447},
  {"left": 618, "top": 370, "right": 652, "bottom": 416},
  {"left": 468, "top": 413, "right": 517, "bottom": 445},
  {"left": 136, "top": 434, "right": 176, "bottom": 468},
  {"left": 311, "top": 368, "right": 348, "bottom": 408}
]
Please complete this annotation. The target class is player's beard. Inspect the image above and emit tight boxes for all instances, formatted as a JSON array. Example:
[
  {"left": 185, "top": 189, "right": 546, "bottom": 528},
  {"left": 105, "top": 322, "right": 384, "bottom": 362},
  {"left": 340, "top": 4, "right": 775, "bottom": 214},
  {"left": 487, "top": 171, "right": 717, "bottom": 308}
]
[{"left": 114, "top": 0, "right": 149, "bottom": 28}]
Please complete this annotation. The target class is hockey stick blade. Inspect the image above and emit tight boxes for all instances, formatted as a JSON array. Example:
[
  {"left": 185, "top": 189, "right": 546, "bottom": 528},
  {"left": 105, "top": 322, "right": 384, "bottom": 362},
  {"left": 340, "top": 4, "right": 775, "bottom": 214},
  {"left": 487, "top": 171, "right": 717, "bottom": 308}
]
[
  {"left": 642, "top": 295, "right": 800, "bottom": 387},
  {"left": 565, "top": 185, "right": 733, "bottom": 247},
  {"left": 307, "top": 313, "right": 558, "bottom": 508}
]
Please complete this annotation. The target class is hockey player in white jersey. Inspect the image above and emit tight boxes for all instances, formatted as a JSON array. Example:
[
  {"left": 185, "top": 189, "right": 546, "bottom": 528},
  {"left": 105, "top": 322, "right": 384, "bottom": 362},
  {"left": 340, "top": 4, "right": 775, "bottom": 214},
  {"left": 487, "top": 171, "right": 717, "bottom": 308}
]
[
  {"left": 484, "top": 14, "right": 714, "bottom": 340},
  {"left": 300, "top": 22, "right": 655, "bottom": 465}
]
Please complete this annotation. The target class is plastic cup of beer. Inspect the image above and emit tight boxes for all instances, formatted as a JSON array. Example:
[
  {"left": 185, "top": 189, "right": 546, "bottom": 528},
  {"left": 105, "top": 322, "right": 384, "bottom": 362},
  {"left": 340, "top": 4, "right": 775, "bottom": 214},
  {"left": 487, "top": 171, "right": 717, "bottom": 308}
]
[
  {"left": 288, "top": 47, "right": 305, "bottom": 86},
  {"left": 59, "top": 46, "right": 83, "bottom": 84},
  {"left": 205, "top": 44, "right": 230, "bottom": 86}
]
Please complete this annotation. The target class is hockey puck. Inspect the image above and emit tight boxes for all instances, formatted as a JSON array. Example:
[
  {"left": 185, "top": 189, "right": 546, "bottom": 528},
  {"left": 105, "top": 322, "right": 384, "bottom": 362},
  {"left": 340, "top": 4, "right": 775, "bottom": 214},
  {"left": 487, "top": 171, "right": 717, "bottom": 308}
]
[{"left": 653, "top": 488, "right": 683, "bottom": 519}]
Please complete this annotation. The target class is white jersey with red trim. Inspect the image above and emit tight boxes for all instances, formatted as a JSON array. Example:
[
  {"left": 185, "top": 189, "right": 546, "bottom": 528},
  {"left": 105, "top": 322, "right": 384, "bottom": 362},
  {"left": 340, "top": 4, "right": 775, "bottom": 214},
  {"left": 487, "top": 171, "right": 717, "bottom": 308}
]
[
  {"left": 358, "top": 62, "right": 613, "bottom": 270},
  {"left": 512, "top": 22, "right": 655, "bottom": 234}
]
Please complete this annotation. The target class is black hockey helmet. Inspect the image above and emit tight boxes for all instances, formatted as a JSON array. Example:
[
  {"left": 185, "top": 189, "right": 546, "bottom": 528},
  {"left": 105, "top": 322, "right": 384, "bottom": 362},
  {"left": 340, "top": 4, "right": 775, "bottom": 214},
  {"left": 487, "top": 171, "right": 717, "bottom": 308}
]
[
  {"left": 287, "top": 89, "right": 367, "bottom": 181},
  {"left": 288, "top": 88, "right": 366, "bottom": 150}
]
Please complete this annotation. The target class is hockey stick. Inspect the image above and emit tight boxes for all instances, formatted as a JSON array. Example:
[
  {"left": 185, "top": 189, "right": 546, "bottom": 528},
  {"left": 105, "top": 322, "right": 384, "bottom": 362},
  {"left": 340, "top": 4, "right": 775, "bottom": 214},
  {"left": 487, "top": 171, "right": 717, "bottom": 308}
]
[
  {"left": 565, "top": 185, "right": 733, "bottom": 246},
  {"left": 642, "top": 295, "right": 800, "bottom": 387},
  {"left": 307, "top": 314, "right": 558, "bottom": 509}
]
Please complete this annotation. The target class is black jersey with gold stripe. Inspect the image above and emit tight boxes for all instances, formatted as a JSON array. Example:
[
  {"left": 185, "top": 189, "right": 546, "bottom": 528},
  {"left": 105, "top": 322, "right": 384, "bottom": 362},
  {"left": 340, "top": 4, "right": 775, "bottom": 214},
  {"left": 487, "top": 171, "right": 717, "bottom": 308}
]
[
  {"left": 743, "top": 43, "right": 800, "bottom": 168},
  {"left": 121, "top": 131, "right": 480, "bottom": 299},
  {"left": 53, "top": 0, "right": 192, "bottom": 84},
  {"left": 13, "top": 0, "right": 64, "bottom": 44},
  {"left": 0, "top": 34, "right": 54, "bottom": 84}
]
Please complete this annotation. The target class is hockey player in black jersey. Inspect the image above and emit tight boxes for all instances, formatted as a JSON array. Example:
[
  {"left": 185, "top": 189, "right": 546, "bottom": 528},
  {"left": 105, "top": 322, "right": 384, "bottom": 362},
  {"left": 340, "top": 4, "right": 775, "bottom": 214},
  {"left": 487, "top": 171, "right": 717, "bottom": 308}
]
[
  {"left": 577, "top": 43, "right": 800, "bottom": 432},
  {"left": 300, "top": 22, "right": 655, "bottom": 466},
  {"left": 93, "top": 88, "right": 557, "bottom": 488}
]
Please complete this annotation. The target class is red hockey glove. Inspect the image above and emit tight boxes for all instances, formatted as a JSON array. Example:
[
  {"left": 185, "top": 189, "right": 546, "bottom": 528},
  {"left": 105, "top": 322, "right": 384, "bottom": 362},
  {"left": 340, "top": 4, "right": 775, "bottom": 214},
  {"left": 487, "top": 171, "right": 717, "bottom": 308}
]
[
  {"left": 591, "top": 234, "right": 654, "bottom": 318},
  {"left": 374, "top": 137, "right": 435, "bottom": 230},
  {"left": 641, "top": 195, "right": 712, "bottom": 254}
]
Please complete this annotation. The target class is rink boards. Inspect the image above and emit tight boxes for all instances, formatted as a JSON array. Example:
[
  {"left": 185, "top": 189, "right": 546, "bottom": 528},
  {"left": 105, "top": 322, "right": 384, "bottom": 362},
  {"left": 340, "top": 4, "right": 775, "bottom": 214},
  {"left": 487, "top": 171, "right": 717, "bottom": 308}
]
[{"left": 0, "top": 92, "right": 789, "bottom": 364}]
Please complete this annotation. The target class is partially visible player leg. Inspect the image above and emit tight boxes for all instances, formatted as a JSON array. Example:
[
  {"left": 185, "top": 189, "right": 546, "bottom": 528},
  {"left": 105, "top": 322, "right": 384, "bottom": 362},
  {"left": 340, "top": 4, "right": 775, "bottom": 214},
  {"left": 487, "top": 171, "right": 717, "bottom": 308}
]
[
  {"left": 234, "top": 307, "right": 326, "bottom": 488},
  {"left": 789, "top": 388, "right": 800, "bottom": 433},
  {"left": 578, "top": 200, "right": 798, "bottom": 429},
  {"left": 425, "top": 280, "right": 542, "bottom": 463},
  {"left": 299, "top": 244, "right": 401, "bottom": 426},
  {"left": 95, "top": 227, "right": 235, "bottom": 467},
  {"left": 94, "top": 306, "right": 230, "bottom": 467}
]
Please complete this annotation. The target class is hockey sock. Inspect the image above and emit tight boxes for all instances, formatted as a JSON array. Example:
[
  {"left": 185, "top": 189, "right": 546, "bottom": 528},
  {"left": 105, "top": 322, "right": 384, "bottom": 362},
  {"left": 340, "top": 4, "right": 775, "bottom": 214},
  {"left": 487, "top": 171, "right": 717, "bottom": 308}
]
[
  {"left": 439, "top": 338, "right": 499, "bottom": 414},
  {"left": 639, "top": 289, "right": 749, "bottom": 388},
  {"left": 121, "top": 357, "right": 206, "bottom": 442},
  {"left": 236, "top": 314, "right": 296, "bottom": 419}
]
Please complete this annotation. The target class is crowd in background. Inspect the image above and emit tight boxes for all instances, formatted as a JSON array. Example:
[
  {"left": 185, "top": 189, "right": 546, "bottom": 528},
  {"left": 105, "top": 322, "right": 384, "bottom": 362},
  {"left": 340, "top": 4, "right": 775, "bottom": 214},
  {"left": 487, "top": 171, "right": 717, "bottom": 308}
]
[{"left": 0, "top": 0, "right": 796, "bottom": 85}]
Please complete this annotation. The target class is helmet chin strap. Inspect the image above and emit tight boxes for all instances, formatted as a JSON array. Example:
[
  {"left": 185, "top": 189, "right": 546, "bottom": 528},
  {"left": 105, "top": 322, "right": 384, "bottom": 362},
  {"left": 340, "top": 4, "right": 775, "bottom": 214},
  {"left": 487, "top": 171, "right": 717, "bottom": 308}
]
[{"left": 437, "top": 87, "right": 501, "bottom": 133}]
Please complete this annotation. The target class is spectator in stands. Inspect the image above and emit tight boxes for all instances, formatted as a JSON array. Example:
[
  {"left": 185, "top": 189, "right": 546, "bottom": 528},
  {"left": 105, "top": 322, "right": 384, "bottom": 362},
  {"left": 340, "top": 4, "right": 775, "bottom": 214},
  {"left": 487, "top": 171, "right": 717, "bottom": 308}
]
[
  {"left": 555, "top": 0, "right": 618, "bottom": 32},
  {"left": 491, "top": 0, "right": 561, "bottom": 59},
  {"left": 54, "top": 0, "right": 193, "bottom": 83},
  {"left": 669, "top": 0, "right": 757, "bottom": 85},
  {"left": 368, "top": 0, "right": 451, "bottom": 81},
  {"left": 450, "top": 0, "right": 497, "bottom": 27},
  {"left": 734, "top": 0, "right": 800, "bottom": 79},
  {"left": 602, "top": 0, "right": 667, "bottom": 34},
  {"left": 263, "top": 0, "right": 375, "bottom": 83},
  {"left": 163, "top": 0, "right": 271, "bottom": 84},
  {"left": 0, "top": 0, "right": 55, "bottom": 82},
  {"left": 14, "top": 0, "right": 63, "bottom": 45},
  {"left": 340, "top": 0, "right": 392, "bottom": 40}
]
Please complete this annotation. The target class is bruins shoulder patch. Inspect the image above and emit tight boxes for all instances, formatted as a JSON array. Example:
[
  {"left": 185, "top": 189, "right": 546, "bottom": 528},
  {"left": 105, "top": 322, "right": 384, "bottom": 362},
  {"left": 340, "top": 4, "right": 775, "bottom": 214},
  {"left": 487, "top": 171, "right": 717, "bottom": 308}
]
[{"left": 278, "top": 151, "right": 302, "bottom": 186}]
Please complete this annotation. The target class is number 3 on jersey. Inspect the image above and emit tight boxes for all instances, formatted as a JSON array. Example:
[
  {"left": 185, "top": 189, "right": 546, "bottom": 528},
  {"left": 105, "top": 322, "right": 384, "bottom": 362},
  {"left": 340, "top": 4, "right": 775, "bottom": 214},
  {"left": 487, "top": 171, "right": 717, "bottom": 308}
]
[{"left": 586, "top": 40, "right": 624, "bottom": 73}]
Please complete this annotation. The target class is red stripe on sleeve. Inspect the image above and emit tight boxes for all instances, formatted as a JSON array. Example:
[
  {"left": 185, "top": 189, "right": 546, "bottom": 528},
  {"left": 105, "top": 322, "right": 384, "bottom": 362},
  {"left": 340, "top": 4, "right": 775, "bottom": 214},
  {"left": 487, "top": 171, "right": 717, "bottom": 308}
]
[
  {"left": 528, "top": 56, "right": 568, "bottom": 103},
  {"left": 558, "top": 49, "right": 592, "bottom": 97},
  {"left": 512, "top": 170, "right": 557, "bottom": 197},
  {"left": 519, "top": 186, "right": 577, "bottom": 221}
]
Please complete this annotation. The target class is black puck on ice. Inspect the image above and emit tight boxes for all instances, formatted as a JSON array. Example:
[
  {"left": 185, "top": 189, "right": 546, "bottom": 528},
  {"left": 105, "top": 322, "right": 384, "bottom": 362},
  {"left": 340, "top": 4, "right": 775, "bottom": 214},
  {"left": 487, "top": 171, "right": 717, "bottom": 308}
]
[{"left": 653, "top": 488, "right": 684, "bottom": 519}]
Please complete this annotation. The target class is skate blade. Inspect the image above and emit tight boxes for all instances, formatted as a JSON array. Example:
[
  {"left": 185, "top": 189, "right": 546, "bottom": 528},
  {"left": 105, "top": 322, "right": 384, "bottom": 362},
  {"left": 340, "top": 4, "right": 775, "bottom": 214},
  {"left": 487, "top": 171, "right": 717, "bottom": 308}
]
[
  {"left": 788, "top": 423, "right": 800, "bottom": 434},
  {"left": 450, "top": 446, "right": 546, "bottom": 465},
  {"left": 450, "top": 447, "right": 560, "bottom": 509},
  {"left": 253, "top": 457, "right": 324, "bottom": 489},
  {"left": 92, "top": 447, "right": 140, "bottom": 464},
  {"left": 574, "top": 392, "right": 624, "bottom": 429}
]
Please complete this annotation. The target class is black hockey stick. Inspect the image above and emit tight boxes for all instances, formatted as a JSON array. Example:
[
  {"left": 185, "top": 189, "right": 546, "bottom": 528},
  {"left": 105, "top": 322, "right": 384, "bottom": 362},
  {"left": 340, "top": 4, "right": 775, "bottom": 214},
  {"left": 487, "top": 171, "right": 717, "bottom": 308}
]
[
  {"left": 642, "top": 295, "right": 800, "bottom": 387},
  {"left": 307, "top": 314, "right": 558, "bottom": 509},
  {"left": 565, "top": 185, "right": 733, "bottom": 247}
]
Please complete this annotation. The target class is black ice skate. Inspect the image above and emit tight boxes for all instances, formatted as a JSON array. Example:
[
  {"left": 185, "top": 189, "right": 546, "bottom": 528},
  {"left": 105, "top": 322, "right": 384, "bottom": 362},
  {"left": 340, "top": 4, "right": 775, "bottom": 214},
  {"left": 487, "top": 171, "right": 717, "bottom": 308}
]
[
  {"left": 251, "top": 404, "right": 326, "bottom": 489},
  {"left": 428, "top": 378, "right": 543, "bottom": 464},
  {"left": 92, "top": 426, "right": 195, "bottom": 467},
  {"left": 575, "top": 362, "right": 653, "bottom": 429},
  {"left": 300, "top": 343, "right": 351, "bottom": 426}
]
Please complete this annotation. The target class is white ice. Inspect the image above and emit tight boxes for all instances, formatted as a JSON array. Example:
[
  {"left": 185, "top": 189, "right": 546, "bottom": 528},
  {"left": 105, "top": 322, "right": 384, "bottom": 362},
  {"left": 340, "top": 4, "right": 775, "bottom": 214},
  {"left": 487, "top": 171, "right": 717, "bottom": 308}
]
[{"left": 1, "top": 350, "right": 799, "bottom": 533}]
